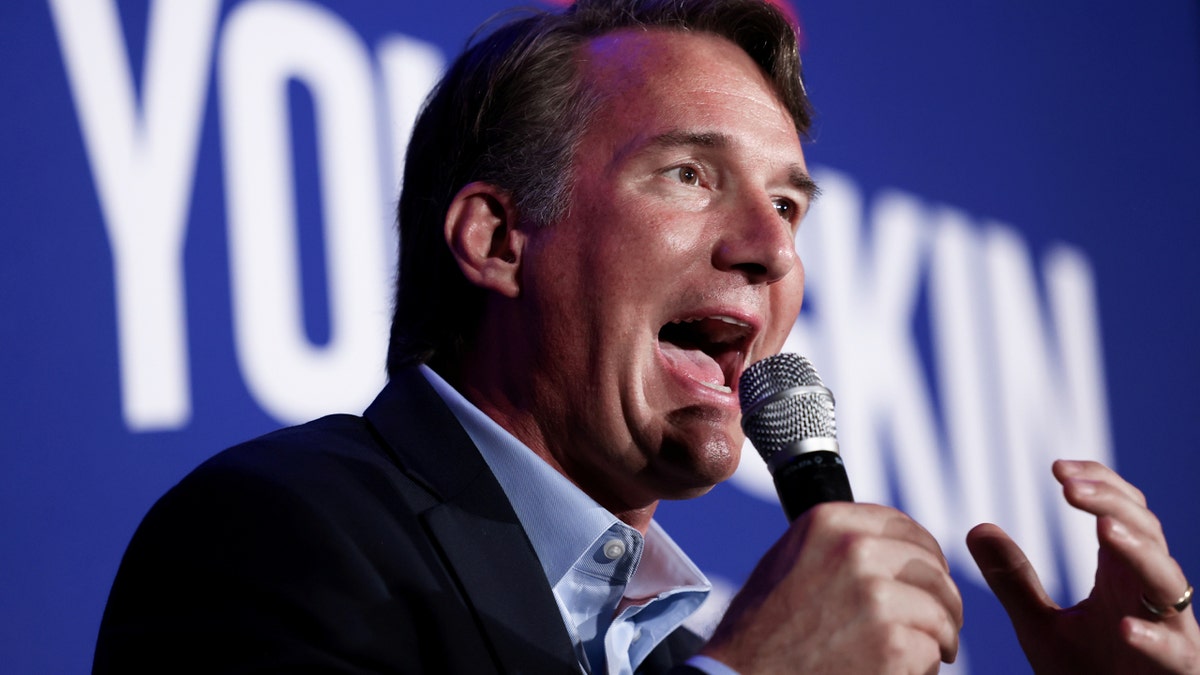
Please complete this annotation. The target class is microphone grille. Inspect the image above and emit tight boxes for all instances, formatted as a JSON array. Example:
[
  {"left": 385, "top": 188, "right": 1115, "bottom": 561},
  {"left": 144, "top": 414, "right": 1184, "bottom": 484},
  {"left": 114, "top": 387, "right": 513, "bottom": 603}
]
[{"left": 738, "top": 353, "right": 837, "bottom": 460}]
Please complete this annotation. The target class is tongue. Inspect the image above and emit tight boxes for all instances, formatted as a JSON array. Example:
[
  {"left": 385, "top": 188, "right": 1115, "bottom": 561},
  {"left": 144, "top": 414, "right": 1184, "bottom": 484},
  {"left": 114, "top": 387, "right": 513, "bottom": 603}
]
[{"left": 660, "top": 341, "right": 725, "bottom": 387}]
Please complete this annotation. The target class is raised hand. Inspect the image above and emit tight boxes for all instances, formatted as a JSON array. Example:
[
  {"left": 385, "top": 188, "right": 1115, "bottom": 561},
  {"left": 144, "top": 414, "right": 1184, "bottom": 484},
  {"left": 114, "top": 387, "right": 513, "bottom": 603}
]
[{"left": 968, "top": 460, "right": 1200, "bottom": 674}]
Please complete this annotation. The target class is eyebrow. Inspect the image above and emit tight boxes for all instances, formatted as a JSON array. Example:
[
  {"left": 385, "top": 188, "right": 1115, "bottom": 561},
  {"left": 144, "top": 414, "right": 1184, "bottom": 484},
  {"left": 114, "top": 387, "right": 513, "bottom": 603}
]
[
  {"left": 789, "top": 167, "right": 822, "bottom": 202},
  {"left": 650, "top": 130, "right": 728, "bottom": 150},
  {"left": 647, "top": 130, "right": 821, "bottom": 201}
]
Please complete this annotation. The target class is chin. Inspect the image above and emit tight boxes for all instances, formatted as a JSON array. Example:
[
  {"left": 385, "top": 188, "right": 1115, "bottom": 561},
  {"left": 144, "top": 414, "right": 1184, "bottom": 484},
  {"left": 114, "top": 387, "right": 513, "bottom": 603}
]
[{"left": 653, "top": 427, "right": 742, "bottom": 497}]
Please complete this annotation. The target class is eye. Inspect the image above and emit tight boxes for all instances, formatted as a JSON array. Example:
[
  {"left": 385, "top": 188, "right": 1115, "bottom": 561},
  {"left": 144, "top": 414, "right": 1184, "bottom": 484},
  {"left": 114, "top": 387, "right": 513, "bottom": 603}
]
[
  {"left": 671, "top": 165, "right": 700, "bottom": 185},
  {"left": 773, "top": 198, "right": 796, "bottom": 221}
]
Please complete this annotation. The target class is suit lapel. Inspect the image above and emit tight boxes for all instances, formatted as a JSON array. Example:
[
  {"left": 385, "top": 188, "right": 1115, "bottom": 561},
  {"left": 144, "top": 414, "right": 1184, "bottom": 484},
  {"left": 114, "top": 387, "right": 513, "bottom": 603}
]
[{"left": 365, "top": 369, "right": 580, "bottom": 673}]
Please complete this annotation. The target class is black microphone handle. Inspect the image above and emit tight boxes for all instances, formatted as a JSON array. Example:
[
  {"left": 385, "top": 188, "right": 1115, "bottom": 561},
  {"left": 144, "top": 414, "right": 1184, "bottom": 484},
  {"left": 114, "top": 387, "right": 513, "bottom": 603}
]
[{"left": 773, "top": 450, "right": 855, "bottom": 522}]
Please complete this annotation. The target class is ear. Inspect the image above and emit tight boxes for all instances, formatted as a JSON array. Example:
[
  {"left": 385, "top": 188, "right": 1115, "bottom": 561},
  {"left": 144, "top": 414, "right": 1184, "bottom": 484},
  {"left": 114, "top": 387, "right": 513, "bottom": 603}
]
[{"left": 444, "top": 182, "right": 524, "bottom": 298}]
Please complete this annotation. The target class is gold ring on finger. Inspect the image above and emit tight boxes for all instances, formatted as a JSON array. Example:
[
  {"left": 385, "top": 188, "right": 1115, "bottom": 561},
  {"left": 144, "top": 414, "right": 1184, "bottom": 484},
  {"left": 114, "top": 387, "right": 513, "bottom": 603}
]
[{"left": 1142, "top": 583, "right": 1194, "bottom": 617}]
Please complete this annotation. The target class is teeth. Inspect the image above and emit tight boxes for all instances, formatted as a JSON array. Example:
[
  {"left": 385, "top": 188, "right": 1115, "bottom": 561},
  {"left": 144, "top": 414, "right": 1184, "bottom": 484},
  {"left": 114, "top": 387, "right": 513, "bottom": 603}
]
[
  {"left": 699, "top": 381, "right": 733, "bottom": 394},
  {"left": 670, "top": 315, "right": 751, "bottom": 327}
]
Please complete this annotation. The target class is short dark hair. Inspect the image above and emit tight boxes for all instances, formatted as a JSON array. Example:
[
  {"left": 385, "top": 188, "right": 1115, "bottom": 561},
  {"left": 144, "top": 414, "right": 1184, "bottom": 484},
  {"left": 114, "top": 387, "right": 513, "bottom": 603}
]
[{"left": 387, "top": 0, "right": 812, "bottom": 377}]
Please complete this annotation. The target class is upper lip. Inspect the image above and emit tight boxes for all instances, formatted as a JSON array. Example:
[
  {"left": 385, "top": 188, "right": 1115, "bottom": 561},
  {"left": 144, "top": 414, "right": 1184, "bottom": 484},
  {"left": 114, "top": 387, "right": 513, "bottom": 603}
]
[{"left": 657, "top": 308, "right": 761, "bottom": 391}]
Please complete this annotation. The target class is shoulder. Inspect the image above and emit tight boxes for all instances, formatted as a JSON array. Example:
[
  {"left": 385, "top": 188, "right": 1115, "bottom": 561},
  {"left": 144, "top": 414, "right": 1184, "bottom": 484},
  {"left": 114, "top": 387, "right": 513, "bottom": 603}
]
[
  {"left": 97, "top": 413, "right": 470, "bottom": 668},
  {"left": 192, "top": 413, "right": 403, "bottom": 496},
  {"left": 106, "top": 405, "right": 472, "bottom": 604},
  {"left": 142, "top": 413, "right": 435, "bottom": 555}
]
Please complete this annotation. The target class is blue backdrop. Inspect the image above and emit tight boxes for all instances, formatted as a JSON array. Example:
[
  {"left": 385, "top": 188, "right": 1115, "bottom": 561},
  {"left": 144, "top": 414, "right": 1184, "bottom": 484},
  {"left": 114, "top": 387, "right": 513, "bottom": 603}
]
[{"left": 2, "top": 1, "right": 1198, "bottom": 672}]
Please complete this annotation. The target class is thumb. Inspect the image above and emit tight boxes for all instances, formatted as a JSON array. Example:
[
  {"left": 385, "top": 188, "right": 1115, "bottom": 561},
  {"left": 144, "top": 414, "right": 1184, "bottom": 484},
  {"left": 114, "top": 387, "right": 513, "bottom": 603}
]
[{"left": 967, "top": 523, "right": 1059, "bottom": 627}]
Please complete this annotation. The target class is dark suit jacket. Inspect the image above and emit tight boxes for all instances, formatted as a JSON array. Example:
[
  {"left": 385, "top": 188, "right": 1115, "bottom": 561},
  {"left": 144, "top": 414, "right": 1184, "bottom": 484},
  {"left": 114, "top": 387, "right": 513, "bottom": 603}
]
[{"left": 94, "top": 367, "right": 704, "bottom": 673}]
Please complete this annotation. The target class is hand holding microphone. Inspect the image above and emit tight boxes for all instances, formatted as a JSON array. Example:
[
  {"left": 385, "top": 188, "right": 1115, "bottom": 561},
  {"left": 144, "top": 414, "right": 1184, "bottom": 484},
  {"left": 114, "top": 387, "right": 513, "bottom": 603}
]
[{"left": 699, "top": 354, "right": 962, "bottom": 674}]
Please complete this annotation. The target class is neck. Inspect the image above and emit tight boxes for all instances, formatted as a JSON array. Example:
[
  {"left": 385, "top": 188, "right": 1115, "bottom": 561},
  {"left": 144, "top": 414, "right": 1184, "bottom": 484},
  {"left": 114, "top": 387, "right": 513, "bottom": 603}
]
[{"left": 453, "top": 350, "right": 660, "bottom": 535}]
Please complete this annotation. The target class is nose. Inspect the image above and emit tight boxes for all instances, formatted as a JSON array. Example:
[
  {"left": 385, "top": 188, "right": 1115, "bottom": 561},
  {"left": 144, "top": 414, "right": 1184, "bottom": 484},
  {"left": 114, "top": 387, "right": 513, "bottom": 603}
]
[{"left": 712, "top": 198, "right": 798, "bottom": 284}]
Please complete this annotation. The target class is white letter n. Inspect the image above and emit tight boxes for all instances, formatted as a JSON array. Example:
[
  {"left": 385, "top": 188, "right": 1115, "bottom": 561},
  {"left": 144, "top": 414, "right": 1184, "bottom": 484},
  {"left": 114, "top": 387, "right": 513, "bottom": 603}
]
[{"left": 987, "top": 227, "right": 1114, "bottom": 601}]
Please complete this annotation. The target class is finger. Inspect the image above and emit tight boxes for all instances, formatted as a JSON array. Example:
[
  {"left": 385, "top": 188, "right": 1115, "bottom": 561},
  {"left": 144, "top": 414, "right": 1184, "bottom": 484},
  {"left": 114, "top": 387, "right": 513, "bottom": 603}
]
[
  {"left": 1054, "top": 459, "right": 1147, "bottom": 507},
  {"left": 835, "top": 529, "right": 958, "bottom": 601},
  {"left": 847, "top": 503, "right": 952, "bottom": 571},
  {"left": 826, "top": 525, "right": 964, "bottom": 640},
  {"left": 1053, "top": 468, "right": 1190, "bottom": 610},
  {"left": 897, "top": 556, "right": 965, "bottom": 638},
  {"left": 854, "top": 576, "right": 961, "bottom": 664},
  {"left": 879, "top": 510, "right": 952, "bottom": 573},
  {"left": 1095, "top": 511, "right": 1190, "bottom": 611},
  {"left": 802, "top": 503, "right": 962, "bottom": 635},
  {"left": 1059, "top": 476, "right": 1168, "bottom": 553},
  {"left": 1121, "top": 614, "right": 1200, "bottom": 672},
  {"left": 805, "top": 502, "right": 951, "bottom": 572},
  {"left": 1056, "top": 473, "right": 1158, "bottom": 545},
  {"left": 966, "top": 523, "right": 1059, "bottom": 626}
]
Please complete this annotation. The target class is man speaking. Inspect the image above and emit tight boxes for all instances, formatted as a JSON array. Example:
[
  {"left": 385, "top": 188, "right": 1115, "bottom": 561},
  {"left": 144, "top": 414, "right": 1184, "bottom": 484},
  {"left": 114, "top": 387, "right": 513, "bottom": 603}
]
[{"left": 93, "top": 0, "right": 1199, "bottom": 672}]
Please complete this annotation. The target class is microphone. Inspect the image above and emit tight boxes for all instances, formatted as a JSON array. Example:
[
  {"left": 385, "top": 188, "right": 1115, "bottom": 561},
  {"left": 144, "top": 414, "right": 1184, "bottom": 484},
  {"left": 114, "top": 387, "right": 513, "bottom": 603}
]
[{"left": 738, "top": 353, "right": 854, "bottom": 521}]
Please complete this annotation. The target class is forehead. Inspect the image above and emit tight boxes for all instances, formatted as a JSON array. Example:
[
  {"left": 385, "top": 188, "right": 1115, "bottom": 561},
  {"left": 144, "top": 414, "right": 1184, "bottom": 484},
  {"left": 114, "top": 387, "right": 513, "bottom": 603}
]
[
  {"left": 579, "top": 28, "right": 783, "bottom": 113},
  {"left": 575, "top": 29, "right": 801, "bottom": 164}
]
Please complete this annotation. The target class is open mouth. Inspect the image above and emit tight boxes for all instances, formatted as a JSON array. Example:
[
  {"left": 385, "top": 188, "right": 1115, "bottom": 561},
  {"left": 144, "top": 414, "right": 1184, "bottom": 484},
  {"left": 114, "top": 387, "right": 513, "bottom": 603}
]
[{"left": 657, "top": 315, "right": 754, "bottom": 394}]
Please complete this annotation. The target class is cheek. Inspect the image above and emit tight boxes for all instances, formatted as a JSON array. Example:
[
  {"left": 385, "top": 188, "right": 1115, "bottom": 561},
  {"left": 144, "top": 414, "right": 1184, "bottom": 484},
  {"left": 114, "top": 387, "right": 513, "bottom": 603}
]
[
  {"left": 758, "top": 278, "right": 806, "bottom": 355},
  {"left": 610, "top": 194, "right": 704, "bottom": 257},
  {"left": 767, "top": 264, "right": 806, "bottom": 345},
  {"left": 792, "top": 258, "right": 806, "bottom": 311},
  {"left": 589, "top": 223, "right": 693, "bottom": 294}
]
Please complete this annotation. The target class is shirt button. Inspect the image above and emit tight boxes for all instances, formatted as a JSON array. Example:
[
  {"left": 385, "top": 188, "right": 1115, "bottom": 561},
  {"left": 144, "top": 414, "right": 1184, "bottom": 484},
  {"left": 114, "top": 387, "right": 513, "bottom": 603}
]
[{"left": 603, "top": 539, "right": 626, "bottom": 560}]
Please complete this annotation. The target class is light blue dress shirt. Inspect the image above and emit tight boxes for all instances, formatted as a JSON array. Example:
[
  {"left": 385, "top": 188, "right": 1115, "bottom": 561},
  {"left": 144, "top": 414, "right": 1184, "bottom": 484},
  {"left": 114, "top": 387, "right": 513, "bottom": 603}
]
[{"left": 421, "top": 366, "right": 714, "bottom": 674}]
